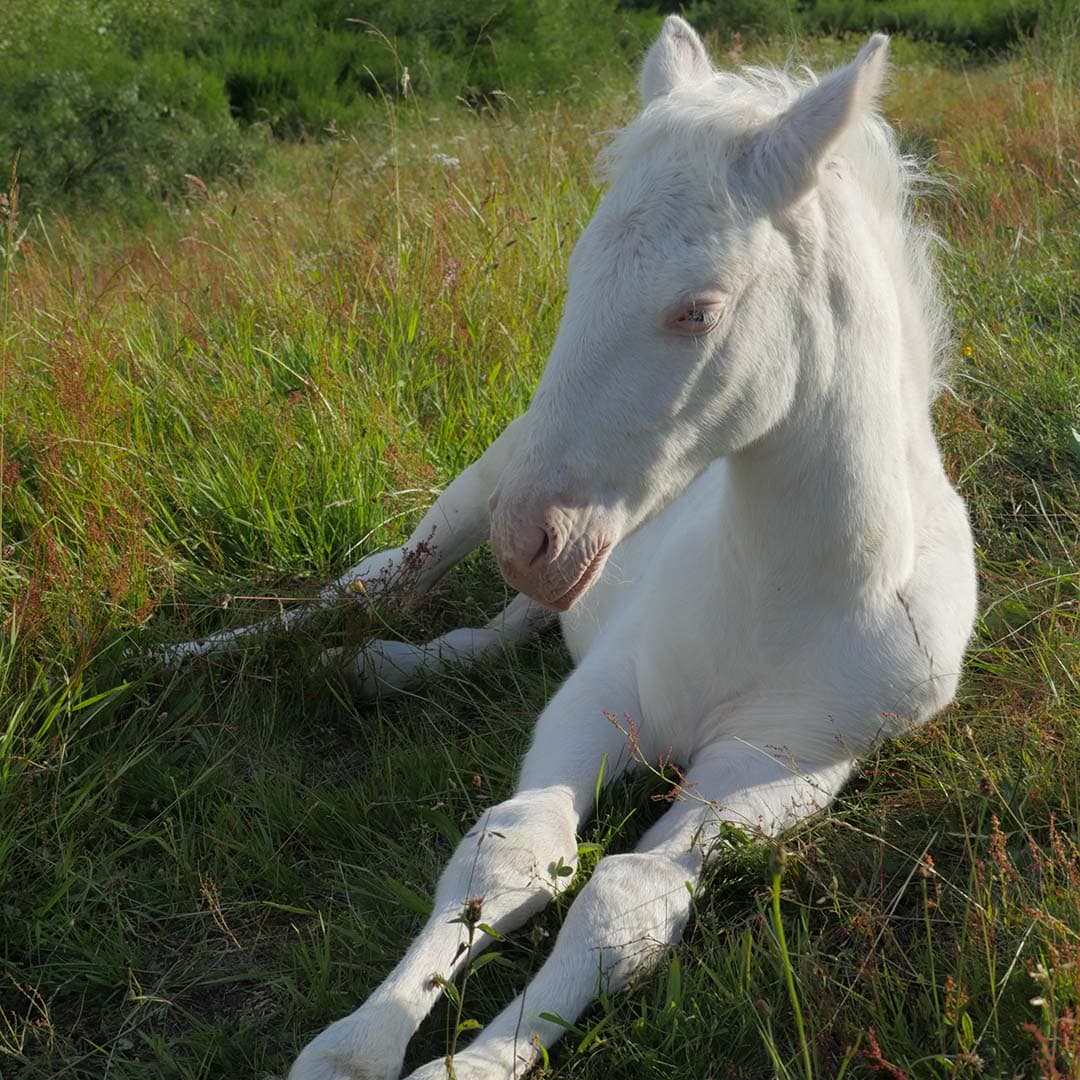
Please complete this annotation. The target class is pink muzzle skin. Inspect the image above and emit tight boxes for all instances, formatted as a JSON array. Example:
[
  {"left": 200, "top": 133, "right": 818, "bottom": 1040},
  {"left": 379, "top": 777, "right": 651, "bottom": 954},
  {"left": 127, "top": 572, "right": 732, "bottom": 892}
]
[{"left": 490, "top": 505, "right": 614, "bottom": 611}]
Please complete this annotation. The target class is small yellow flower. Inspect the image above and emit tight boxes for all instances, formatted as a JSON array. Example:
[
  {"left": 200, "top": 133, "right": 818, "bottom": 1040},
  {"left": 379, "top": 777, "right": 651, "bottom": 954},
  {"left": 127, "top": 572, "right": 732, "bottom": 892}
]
[{"left": 962, "top": 345, "right": 973, "bottom": 357}]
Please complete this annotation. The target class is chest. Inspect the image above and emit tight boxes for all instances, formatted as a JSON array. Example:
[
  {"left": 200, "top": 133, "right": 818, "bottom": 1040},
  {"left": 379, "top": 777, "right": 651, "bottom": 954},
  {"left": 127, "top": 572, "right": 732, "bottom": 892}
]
[{"left": 561, "top": 461, "right": 827, "bottom": 739}]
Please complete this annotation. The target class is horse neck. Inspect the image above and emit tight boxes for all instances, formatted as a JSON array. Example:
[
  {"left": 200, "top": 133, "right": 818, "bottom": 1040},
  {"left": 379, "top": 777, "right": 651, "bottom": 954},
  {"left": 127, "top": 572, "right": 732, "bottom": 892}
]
[{"left": 726, "top": 198, "right": 933, "bottom": 599}]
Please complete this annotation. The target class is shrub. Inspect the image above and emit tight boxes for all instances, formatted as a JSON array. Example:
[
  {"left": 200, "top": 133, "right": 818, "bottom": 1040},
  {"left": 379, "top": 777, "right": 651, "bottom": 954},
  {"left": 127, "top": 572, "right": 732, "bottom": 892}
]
[
  {"left": 0, "top": 1, "right": 244, "bottom": 211},
  {"left": 799, "top": 0, "right": 1043, "bottom": 52},
  {"left": 0, "top": 0, "right": 1055, "bottom": 214},
  {"left": 626, "top": 0, "right": 1045, "bottom": 49},
  {"left": 209, "top": 0, "right": 659, "bottom": 132}
]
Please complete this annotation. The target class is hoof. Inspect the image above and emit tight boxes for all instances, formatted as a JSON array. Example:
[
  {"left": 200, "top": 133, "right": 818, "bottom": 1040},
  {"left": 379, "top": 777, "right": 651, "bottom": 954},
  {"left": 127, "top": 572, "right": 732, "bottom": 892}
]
[{"left": 320, "top": 640, "right": 430, "bottom": 701}]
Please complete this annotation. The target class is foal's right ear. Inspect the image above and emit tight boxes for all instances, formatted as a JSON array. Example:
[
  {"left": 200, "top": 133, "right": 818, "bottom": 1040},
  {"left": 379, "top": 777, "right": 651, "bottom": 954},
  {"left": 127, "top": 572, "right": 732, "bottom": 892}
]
[{"left": 639, "top": 15, "right": 713, "bottom": 104}]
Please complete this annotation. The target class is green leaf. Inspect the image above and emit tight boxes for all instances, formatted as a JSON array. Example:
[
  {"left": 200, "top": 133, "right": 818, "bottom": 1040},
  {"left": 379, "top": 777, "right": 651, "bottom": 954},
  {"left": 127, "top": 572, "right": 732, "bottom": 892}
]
[
  {"left": 431, "top": 975, "right": 460, "bottom": 1008},
  {"left": 576, "top": 1009, "right": 616, "bottom": 1053},
  {"left": 382, "top": 876, "right": 433, "bottom": 918},
  {"left": 418, "top": 806, "right": 462, "bottom": 845},
  {"left": 664, "top": 952, "right": 682, "bottom": 1009},
  {"left": 594, "top": 751, "right": 608, "bottom": 809},
  {"left": 467, "top": 951, "right": 513, "bottom": 977},
  {"left": 1067, "top": 425, "right": 1080, "bottom": 472},
  {"left": 538, "top": 1011, "right": 583, "bottom": 1036}
]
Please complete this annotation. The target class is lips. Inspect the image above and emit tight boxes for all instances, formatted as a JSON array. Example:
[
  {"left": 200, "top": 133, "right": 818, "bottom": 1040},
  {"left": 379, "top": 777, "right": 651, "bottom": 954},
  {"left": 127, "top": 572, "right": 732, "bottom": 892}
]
[
  {"left": 489, "top": 491, "right": 618, "bottom": 612},
  {"left": 534, "top": 543, "right": 612, "bottom": 612}
]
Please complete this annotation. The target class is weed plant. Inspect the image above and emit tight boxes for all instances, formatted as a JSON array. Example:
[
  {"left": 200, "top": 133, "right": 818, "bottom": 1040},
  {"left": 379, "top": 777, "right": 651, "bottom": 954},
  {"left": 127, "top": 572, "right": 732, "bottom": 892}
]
[{"left": 1, "top": 24, "right": 1078, "bottom": 1080}]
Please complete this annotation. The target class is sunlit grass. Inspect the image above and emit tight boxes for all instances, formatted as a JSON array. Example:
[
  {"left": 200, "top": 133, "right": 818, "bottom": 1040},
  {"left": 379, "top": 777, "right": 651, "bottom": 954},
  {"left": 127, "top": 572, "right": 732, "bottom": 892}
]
[{"left": 1, "top": 29, "right": 1078, "bottom": 1080}]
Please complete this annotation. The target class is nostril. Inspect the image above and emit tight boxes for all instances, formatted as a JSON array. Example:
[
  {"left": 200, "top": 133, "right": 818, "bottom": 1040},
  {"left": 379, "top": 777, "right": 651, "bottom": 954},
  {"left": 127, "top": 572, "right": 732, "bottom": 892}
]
[{"left": 528, "top": 525, "right": 552, "bottom": 569}]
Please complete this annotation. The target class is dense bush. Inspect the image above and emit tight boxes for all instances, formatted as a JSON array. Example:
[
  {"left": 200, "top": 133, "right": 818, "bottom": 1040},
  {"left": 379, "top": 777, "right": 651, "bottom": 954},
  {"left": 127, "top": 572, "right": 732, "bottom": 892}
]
[
  {"left": 629, "top": 0, "right": 1045, "bottom": 47},
  {"left": 799, "top": 0, "right": 1043, "bottom": 50},
  {"left": 0, "top": 1, "right": 244, "bottom": 210},
  {"left": 0, "top": 0, "right": 1057, "bottom": 213},
  {"left": 0, "top": 0, "right": 658, "bottom": 212},
  {"left": 210, "top": 0, "right": 658, "bottom": 133}
]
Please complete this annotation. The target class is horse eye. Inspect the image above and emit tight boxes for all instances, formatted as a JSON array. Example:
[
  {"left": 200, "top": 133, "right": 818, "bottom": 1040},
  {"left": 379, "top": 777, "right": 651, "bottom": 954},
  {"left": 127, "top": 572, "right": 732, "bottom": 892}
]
[{"left": 671, "top": 304, "right": 723, "bottom": 333}]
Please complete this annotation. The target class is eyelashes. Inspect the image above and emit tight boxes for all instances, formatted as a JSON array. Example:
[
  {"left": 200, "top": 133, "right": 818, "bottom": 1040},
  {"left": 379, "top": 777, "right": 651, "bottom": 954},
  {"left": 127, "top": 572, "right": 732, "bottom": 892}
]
[{"left": 667, "top": 297, "right": 727, "bottom": 334}]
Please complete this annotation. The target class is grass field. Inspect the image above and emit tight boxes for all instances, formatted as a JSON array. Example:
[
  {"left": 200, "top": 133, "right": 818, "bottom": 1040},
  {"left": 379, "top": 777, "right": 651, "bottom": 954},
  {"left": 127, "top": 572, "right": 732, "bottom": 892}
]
[{"left": 1, "top": 25, "right": 1079, "bottom": 1080}]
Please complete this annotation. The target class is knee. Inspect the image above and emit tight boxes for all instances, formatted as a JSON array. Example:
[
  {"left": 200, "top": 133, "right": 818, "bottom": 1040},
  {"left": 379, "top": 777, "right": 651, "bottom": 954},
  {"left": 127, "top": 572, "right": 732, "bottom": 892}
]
[
  {"left": 469, "top": 791, "right": 578, "bottom": 883},
  {"left": 561, "top": 852, "right": 697, "bottom": 985},
  {"left": 436, "top": 791, "right": 578, "bottom": 907},
  {"left": 582, "top": 851, "right": 697, "bottom": 913}
]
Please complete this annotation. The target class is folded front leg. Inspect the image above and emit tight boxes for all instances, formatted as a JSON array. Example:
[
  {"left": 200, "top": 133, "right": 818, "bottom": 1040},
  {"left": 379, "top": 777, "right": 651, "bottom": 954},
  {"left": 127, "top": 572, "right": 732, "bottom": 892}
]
[
  {"left": 406, "top": 742, "right": 854, "bottom": 1080},
  {"left": 323, "top": 592, "right": 555, "bottom": 700},
  {"left": 326, "top": 416, "right": 527, "bottom": 602},
  {"left": 289, "top": 788, "right": 578, "bottom": 1080},
  {"left": 159, "top": 417, "right": 526, "bottom": 664}
]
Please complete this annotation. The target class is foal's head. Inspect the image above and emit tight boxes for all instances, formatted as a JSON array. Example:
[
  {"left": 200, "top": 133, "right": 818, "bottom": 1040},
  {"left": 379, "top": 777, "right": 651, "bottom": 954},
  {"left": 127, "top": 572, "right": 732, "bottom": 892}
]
[{"left": 490, "top": 17, "right": 892, "bottom": 609}]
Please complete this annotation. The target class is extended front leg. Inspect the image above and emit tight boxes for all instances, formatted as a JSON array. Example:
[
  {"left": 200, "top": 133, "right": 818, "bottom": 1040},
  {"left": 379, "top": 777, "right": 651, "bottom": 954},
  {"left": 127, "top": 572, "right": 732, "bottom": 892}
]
[
  {"left": 288, "top": 653, "right": 644, "bottom": 1080},
  {"left": 159, "top": 417, "right": 526, "bottom": 663},
  {"left": 406, "top": 742, "right": 854, "bottom": 1080}
]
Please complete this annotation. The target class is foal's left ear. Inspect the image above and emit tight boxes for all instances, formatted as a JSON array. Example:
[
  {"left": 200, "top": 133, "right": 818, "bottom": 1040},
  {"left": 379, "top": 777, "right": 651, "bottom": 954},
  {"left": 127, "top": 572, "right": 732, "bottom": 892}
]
[
  {"left": 741, "top": 34, "right": 889, "bottom": 209},
  {"left": 639, "top": 15, "right": 714, "bottom": 104}
]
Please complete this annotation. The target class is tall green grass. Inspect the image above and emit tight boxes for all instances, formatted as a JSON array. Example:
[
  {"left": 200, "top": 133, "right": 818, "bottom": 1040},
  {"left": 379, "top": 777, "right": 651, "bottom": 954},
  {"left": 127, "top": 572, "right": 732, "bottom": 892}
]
[{"left": 1, "top": 30, "right": 1078, "bottom": 1080}]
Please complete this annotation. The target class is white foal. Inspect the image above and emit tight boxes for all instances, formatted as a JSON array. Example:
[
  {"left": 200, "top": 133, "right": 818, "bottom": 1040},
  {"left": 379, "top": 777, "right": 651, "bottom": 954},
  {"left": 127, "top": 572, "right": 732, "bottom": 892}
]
[{"left": 216, "top": 18, "right": 978, "bottom": 1080}]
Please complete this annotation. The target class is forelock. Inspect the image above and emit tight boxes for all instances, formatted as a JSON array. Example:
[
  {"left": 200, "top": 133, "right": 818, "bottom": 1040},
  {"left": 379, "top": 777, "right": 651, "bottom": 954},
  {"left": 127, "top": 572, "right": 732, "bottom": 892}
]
[
  {"left": 599, "top": 61, "right": 922, "bottom": 221},
  {"left": 600, "top": 68, "right": 801, "bottom": 188}
]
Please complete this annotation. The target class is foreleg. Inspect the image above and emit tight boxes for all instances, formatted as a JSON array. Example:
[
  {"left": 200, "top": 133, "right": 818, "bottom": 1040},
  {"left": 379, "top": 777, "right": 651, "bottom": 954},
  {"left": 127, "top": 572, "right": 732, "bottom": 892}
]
[
  {"left": 159, "top": 418, "right": 525, "bottom": 663},
  {"left": 408, "top": 742, "right": 854, "bottom": 1080},
  {"left": 324, "top": 592, "right": 555, "bottom": 700},
  {"left": 288, "top": 654, "right": 643, "bottom": 1080}
]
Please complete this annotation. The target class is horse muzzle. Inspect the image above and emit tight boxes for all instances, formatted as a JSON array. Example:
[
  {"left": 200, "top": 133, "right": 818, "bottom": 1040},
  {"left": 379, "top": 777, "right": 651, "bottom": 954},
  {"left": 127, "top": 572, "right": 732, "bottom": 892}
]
[{"left": 490, "top": 501, "right": 615, "bottom": 611}]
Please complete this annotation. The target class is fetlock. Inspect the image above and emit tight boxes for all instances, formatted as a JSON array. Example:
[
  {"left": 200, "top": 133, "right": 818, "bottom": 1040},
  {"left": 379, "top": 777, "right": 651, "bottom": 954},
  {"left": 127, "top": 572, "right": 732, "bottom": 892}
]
[{"left": 288, "top": 998, "right": 415, "bottom": 1080}]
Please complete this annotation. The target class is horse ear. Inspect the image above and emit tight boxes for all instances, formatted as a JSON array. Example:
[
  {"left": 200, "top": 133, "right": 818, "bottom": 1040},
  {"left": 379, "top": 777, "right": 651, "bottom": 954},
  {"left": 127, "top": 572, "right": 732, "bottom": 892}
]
[
  {"left": 741, "top": 34, "right": 889, "bottom": 209},
  {"left": 639, "top": 15, "right": 713, "bottom": 104}
]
